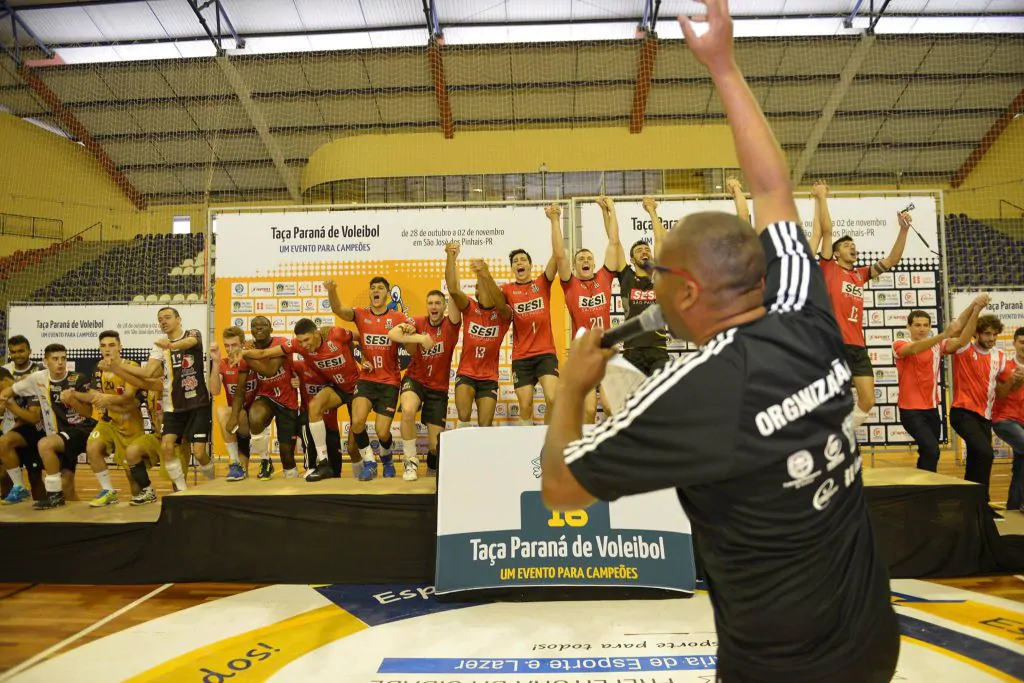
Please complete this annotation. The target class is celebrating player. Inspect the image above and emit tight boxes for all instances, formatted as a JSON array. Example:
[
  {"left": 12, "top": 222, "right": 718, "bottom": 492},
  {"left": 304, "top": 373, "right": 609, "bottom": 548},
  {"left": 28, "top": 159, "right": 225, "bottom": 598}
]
[
  {"left": 1, "top": 335, "right": 44, "bottom": 501},
  {"left": 326, "top": 277, "right": 426, "bottom": 481},
  {"left": 816, "top": 184, "right": 911, "bottom": 428},
  {"left": 209, "top": 326, "right": 256, "bottom": 481},
  {"left": 241, "top": 317, "right": 362, "bottom": 482},
  {"left": 446, "top": 243, "right": 511, "bottom": 428},
  {"left": 400, "top": 284, "right": 462, "bottom": 480},
  {"left": 994, "top": 327, "right": 1024, "bottom": 511}
]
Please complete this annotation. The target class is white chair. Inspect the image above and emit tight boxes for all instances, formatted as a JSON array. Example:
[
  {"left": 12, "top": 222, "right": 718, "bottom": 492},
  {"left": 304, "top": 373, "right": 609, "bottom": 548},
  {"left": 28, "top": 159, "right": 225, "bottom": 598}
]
[
  {"left": 172, "top": 293, "right": 185, "bottom": 303},
  {"left": 181, "top": 258, "right": 195, "bottom": 268},
  {"left": 185, "top": 293, "right": 200, "bottom": 302},
  {"left": 132, "top": 294, "right": 145, "bottom": 304},
  {"left": 181, "top": 266, "right": 195, "bottom": 276},
  {"left": 170, "top": 266, "right": 183, "bottom": 277},
  {"left": 158, "top": 293, "right": 172, "bottom": 303},
  {"left": 194, "top": 264, "right": 205, "bottom": 278},
  {"left": 145, "top": 294, "right": 158, "bottom": 303}
]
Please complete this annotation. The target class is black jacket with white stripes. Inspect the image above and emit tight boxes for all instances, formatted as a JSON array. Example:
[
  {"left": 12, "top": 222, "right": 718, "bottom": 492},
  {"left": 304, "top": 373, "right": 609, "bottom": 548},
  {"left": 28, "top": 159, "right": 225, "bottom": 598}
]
[{"left": 565, "top": 221, "right": 896, "bottom": 681}]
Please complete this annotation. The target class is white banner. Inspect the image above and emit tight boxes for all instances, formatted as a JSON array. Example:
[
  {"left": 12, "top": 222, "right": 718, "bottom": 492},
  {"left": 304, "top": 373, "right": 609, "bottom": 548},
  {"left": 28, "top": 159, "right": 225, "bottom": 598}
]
[
  {"left": 6, "top": 303, "right": 208, "bottom": 353},
  {"left": 435, "top": 426, "right": 695, "bottom": 595},
  {"left": 214, "top": 205, "right": 564, "bottom": 278},
  {"left": 951, "top": 291, "right": 1024, "bottom": 338}
]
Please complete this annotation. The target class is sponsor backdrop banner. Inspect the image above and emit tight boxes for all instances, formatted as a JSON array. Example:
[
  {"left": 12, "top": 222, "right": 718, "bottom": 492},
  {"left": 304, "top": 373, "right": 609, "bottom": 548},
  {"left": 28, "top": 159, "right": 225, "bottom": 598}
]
[
  {"left": 577, "top": 196, "right": 942, "bottom": 446},
  {"left": 213, "top": 206, "right": 569, "bottom": 451},
  {"left": 950, "top": 290, "right": 1024, "bottom": 460},
  {"left": 435, "top": 426, "right": 695, "bottom": 595}
]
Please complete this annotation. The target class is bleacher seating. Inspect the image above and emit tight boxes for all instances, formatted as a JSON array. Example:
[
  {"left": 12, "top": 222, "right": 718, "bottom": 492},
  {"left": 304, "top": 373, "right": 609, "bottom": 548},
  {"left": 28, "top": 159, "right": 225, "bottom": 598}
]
[
  {"left": 30, "top": 233, "right": 207, "bottom": 303},
  {"left": 0, "top": 237, "right": 80, "bottom": 282},
  {"left": 944, "top": 214, "right": 1024, "bottom": 290}
]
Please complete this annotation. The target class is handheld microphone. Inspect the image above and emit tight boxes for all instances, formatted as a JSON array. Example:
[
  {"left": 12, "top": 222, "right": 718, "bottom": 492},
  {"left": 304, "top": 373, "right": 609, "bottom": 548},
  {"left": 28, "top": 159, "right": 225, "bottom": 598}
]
[{"left": 600, "top": 304, "right": 665, "bottom": 348}]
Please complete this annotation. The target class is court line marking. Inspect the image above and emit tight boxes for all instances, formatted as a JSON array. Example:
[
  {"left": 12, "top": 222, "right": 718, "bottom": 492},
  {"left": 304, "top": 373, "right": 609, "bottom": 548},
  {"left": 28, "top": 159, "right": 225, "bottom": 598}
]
[{"left": 0, "top": 583, "right": 174, "bottom": 683}]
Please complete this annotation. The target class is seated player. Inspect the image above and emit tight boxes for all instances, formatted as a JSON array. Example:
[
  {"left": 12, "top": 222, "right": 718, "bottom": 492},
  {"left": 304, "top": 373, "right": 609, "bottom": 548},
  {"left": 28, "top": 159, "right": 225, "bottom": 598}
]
[
  {"left": 400, "top": 282, "right": 462, "bottom": 480},
  {"left": 209, "top": 327, "right": 256, "bottom": 482},
  {"left": 293, "top": 359, "right": 354, "bottom": 478},
  {"left": 0, "top": 344, "right": 94, "bottom": 509},
  {"left": 1, "top": 335, "right": 45, "bottom": 501}
]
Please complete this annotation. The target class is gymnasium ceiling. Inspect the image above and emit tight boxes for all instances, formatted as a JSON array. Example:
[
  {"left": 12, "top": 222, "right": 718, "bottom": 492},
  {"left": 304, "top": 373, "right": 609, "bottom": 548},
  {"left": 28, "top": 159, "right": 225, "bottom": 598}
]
[{"left": 0, "top": 0, "right": 1022, "bottom": 205}]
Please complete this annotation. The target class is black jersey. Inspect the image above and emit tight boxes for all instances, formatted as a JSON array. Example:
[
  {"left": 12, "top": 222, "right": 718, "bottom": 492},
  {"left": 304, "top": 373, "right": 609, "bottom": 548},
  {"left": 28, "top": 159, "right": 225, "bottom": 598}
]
[
  {"left": 149, "top": 329, "right": 210, "bottom": 412},
  {"left": 616, "top": 267, "right": 667, "bottom": 350},
  {"left": 566, "top": 221, "right": 894, "bottom": 680},
  {"left": 13, "top": 369, "right": 97, "bottom": 435}
]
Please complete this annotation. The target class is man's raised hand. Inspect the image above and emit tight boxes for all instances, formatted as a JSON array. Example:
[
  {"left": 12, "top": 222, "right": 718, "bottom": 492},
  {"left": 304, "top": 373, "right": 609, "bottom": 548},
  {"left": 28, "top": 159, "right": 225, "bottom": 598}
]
[{"left": 679, "top": 0, "right": 734, "bottom": 71}]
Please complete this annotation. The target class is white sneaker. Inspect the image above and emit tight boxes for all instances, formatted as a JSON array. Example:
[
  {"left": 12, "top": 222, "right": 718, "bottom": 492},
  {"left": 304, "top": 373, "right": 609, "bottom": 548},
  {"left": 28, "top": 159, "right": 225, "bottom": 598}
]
[
  {"left": 403, "top": 458, "right": 419, "bottom": 481},
  {"left": 283, "top": 468, "right": 299, "bottom": 479},
  {"left": 199, "top": 463, "right": 216, "bottom": 480}
]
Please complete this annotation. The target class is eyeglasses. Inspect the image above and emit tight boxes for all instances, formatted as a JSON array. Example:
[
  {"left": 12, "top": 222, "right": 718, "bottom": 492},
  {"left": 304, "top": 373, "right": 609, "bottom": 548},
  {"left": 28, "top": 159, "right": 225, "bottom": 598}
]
[{"left": 647, "top": 260, "right": 702, "bottom": 294}]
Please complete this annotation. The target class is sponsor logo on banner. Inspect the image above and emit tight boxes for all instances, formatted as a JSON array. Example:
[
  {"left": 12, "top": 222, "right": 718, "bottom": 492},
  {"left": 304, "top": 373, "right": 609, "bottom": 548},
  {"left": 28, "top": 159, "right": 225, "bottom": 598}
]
[
  {"left": 231, "top": 299, "right": 253, "bottom": 313},
  {"left": 855, "top": 426, "right": 869, "bottom": 444},
  {"left": 320, "top": 299, "right": 332, "bottom": 311},
  {"left": 250, "top": 282, "right": 273, "bottom": 296},
  {"left": 494, "top": 403, "right": 507, "bottom": 417},
  {"left": 869, "top": 425, "right": 885, "bottom": 442},
  {"left": 232, "top": 317, "right": 245, "bottom": 327},
  {"left": 313, "top": 282, "right": 326, "bottom": 295},
  {"left": 302, "top": 298, "right": 317, "bottom": 312},
  {"left": 868, "top": 348, "right": 894, "bottom": 366},
  {"left": 887, "top": 387, "right": 900, "bottom": 403},
  {"left": 271, "top": 316, "right": 286, "bottom": 331},
  {"left": 435, "top": 428, "right": 695, "bottom": 594},
  {"left": 895, "top": 272, "right": 911, "bottom": 288},
  {"left": 912, "top": 272, "right": 936, "bottom": 288},
  {"left": 874, "top": 387, "right": 885, "bottom": 403},
  {"left": 918, "top": 290, "right": 937, "bottom": 306},
  {"left": 884, "top": 309, "right": 911, "bottom": 327},
  {"left": 880, "top": 406, "right": 897, "bottom": 423},
  {"left": 297, "top": 282, "right": 312, "bottom": 295},
  {"left": 499, "top": 386, "right": 517, "bottom": 401},
  {"left": 446, "top": 404, "right": 458, "bottom": 418},
  {"left": 286, "top": 316, "right": 303, "bottom": 330},
  {"left": 868, "top": 310, "right": 885, "bottom": 327},
  {"left": 866, "top": 329, "right": 893, "bottom": 346},
  {"left": 275, "top": 283, "right": 297, "bottom": 296},
  {"left": 498, "top": 367, "right": 511, "bottom": 382},
  {"left": 534, "top": 403, "right": 546, "bottom": 419},
  {"left": 278, "top": 299, "right": 302, "bottom": 312},
  {"left": 893, "top": 328, "right": 911, "bottom": 341},
  {"left": 255, "top": 299, "right": 278, "bottom": 313},
  {"left": 875, "top": 291, "right": 900, "bottom": 308},
  {"left": 232, "top": 283, "right": 248, "bottom": 296},
  {"left": 902, "top": 290, "right": 918, "bottom": 306},
  {"left": 865, "top": 406, "right": 879, "bottom": 424},
  {"left": 509, "top": 403, "right": 520, "bottom": 418},
  {"left": 312, "top": 315, "right": 333, "bottom": 328},
  {"left": 872, "top": 273, "right": 895, "bottom": 289},
  {"left": 873, "top": 367, "right": 899, "bottom": 385},
  {"left": 861, "top": 291, "right": 874, "bottom": 308},
  {"left": 888, "top": 425, "right": 913, "bottom": 442}
]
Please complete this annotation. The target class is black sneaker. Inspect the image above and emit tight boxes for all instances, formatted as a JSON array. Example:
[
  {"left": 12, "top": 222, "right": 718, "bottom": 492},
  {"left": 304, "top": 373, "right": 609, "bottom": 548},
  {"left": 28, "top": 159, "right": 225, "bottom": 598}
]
[
  {"left": 257, "top": 459, "right": 275, "bottom": 481},
  {"left": 33, "top": 491, "right": 66, "bottom": 510},
  {"left": 305, "top": 461, "right": 334, "bottom": 482}
]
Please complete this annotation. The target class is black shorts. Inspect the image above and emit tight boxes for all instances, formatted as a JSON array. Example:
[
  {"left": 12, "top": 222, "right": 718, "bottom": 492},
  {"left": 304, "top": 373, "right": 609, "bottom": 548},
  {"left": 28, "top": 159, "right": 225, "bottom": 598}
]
[
  {"left": 324, "top": 383, "right": 354, "bottom": 412},
  {"left": 162, "top": 406, "right": 213, "bottom": 444},
  {"left": 511, "top": 353, "right": 559, "bottom": 389},
  {"left": 9, "top": 423, "right": 83, "bottom": 472},
  {"left": 623, "top": 347, "right": 670, "bottom": 377},
  {"left": 454, "top": 375, "right": 499, "bottom": 401},
  {"left": 401, "top": 376, "right": 449, "bottom": 428},
  {"left": 252, "top": 397, "right": 299, "bottom": 444},
  {"left": 353, "top": 380, "right": 399, "bottom": 417},
  {"left": 56, "top": 424, "right": 93, "bottom": 471},
  {"left": 845, "top": 344, "right": 873, "bottom": 378}
]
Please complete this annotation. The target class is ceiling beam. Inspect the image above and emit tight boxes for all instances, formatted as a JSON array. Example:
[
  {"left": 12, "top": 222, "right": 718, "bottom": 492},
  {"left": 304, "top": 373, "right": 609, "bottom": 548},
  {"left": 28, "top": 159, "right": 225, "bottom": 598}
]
[
  {"left": 17, "top": 63, "right": 145, "bottom": 209},
  {"left": 790, "top": 33, "right": 875, "bottom": 186},
  {"left": 214, "top": 54, "right": 300, "bottom": 202},
  {"left": 0, "top": 0, "right": 53, "bottom": 65},
  {"left": 950, "top": 88, "right": 1024, "bottom": 189},
  {"left": 186, "top": 0, "right": 244, "bottom": 53}
]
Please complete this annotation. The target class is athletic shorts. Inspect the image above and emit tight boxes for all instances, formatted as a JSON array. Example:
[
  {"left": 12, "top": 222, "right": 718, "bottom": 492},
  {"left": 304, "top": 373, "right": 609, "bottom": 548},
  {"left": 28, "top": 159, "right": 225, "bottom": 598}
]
[
  {"left": 324, "top": 383, "right": 355, "bottom": 412},
  {"left": 511, "top": 353, "right": 559, "bottom": 389},
  {"left": 162, "top": 406, "right": 213, "bottom": 444},
  {"left": 623, "top": 347, "right": 670, "bottom": 377},
  {"left": 454, "top": 375, "right": 499, "bottom": 401},
  {"left": 9, "top": 423, "right": 45, "bottom": 472},
  {"left": 89, "top": 421, "right": 159, "bottom": 468},
  {"left": 845, "top": 344, "right": 873, "bottom": 378},
  {"left": 401, "top": 376, "right": 449, "bottom": 428},
  {"left": 353, "top": 380, "right": 399, "bottom": 417},
  {"left": 252, "top": 396, "right": 299, "bottom": 444}
]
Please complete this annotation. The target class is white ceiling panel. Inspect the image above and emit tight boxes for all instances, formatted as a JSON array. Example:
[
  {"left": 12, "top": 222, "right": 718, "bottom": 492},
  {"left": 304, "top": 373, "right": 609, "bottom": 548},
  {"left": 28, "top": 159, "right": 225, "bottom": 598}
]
[
  {"left": 576, "top": 44, "right": 638, "bottom": 80},
  {"left": 83, "top": 4, "right": 169, "bottom": 41},
  {"left": 860, "top": 39, "right": 933, "bottom": 74},
  {"left": 513, "top": 90, "right": 574, "bottom": 119},
  {"left": 39, "top": 69, "right": 115, "bottom": 102},
  {"left": 357, "top": 0, "right": 425, "bottom": 27},
  {"left": 450, "top": 89, "right": 514, "bottom": 122},
  {"left": 646, "top": 83, "right": 713, "bottom": 116},
  {"left": 256, "top": 98, "right": 324, "bottom": 128},
  {"left": 504, "top": 0, "right": 572, "bottom": 23},
  {"left": 160, "top": 62, "right": 233, "bottom": 97},
  {"left": 436, "top": 0, "right": 508, "bottom": 23},
  {"left": 367, "top": 28, "right": 430, "bottom": 48},
  {"left": 19, "top": 7, "right": 104, "bottom": 44},
  {"left": 317, "top": 94, "right": 383, "bottom": 126},
  {"left": 362, "top": 52, "right": 431, "bottom": 88},
  {"left": 822, "top": 116, "right": 885, "bottom": 144},
  {"left": 292, "top": 0, "right": 368, "bottom": 30},
  {"left": 574, "top": 84, "right": 633, "bottom": 117},
  {"left": 376, "top": 92, "right": 436, "bottom": 124},
  {"left": 146, "top": 1, "right": 205, "bottom": 39},
  {"left": 875, "top": 114, "right": 943, "bottom": 142},
  {"left": 219, "top": 0, "right": 304, "bottom": 33},
  {"left": 445, "top": 49, "right": 512, "bottom": 85}
]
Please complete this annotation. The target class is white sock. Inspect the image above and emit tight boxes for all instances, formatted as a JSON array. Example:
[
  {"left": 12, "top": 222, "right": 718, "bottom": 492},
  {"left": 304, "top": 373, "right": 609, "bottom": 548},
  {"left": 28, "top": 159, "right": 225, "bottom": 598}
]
[
  {"left": 7, "top": 468, "right": 24, "bottom": 489},
  {"left": 359, "top": 445, "right": 375, "bottom": 463},
  {"left": 251, "top": 429, "right": 271, "bottom": 461},
  {"left": 44, "top": 473, "right": 62, "bottom": 493},
  {"left": 226, "top": 442, "right": 239, "bottom": 464},
  {"left": 309, "top": 420, "right": 329, "bottom": 463},
  {"left": 852, "top": 406, "right": 870, "bottom": 429},
  {"left": 165, "top": 459, "right": 188, "bottom": 490},
  {"left": 519, "top": 418, "right": 533, "bottom": 426},
  {"left": 402, "top": 438, "right": 417, "bottom": 460},
  {"left": 379, "top": 438, "right": 392, "bottom": 459},
  {"left": 96, "top": 469, "right": 113, "bottom": 491}
]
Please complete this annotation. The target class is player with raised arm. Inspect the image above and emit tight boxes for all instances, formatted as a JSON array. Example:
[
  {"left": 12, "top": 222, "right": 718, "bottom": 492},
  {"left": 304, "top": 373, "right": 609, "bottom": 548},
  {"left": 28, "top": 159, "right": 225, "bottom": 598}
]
[
  {"left": 400, "top": 281, "right": 462, "bottom": 480},
  {"left": 447, "top": 243, "right": 511, "bottom": 429},
  {"left": 473, "top": 213, "right": 561, "bottom": 425},
  {"left": 540, "top": 2, "right": 898, "bottom": 679},
  {"left": 0, "top": 335, "right": 44, "bottom": 501},
  {"left": 994, "top": 327, "right": 1024, "bottom": 512},
  {"left": 616, "top": 197, "right": 670, "bottom": 376},
  {"left": 241, "top": 316, "right": 362, "bottom": 482},
  {"left": 817, "top": 183, "right": 911, "bottom": 429},
  {"left": 554, "top": 198, "right": 622, "bottom": 423},
  {"left": 326, "top": 277, "right": 426, "bottom": 481},
  {"left": 0, "top": 344, "right": 95, "bottom": 509},
  {"left": 112, "top": 307, "right": 215, "bottom": 486},
  {"left": 209, "top": 327, "right": 256, "bottom": 482}
]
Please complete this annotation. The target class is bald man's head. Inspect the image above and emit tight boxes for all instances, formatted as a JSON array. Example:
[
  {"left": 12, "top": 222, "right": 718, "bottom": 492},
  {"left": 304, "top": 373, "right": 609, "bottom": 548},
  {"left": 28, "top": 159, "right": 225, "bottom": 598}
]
[{"left": 662, "top": 212, "right": 765, "bottom": 301}]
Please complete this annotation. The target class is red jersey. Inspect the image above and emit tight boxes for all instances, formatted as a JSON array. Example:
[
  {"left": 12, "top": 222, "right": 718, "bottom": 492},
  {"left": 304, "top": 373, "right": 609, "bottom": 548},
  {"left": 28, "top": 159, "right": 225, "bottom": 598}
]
[
  {"left": 993, "top": 358, "right": 1024, "bottom": 424},
  {"left": 893, "top": 339, "right": 945, "bottom": 411},
  {"left": 354, "top": 307, "right": 413, "bottom": 387},
  {"left": 819, "top": 259, "right": 871, "bottom": 347},
  {"left": 283, "top": 327, "right": 359, "bottom": 393},
  {"left": 457, "top": 298, "right": 511, "bottom": 382},
  {"left": 218, "top": 357, "right": 257, "bottom": 408},
  {"left": 406, "top": 315, "right": 461, "bottom": 393},
  {"left": 952, "top": 343, "right": 1006, "bottom": 419},
  {"left": 293, "top": 359, "right": 338, "bottom": 430},
  {"left": 253, "top": 336, "right": 299, "bottom": 410},
  {"left": 561, "top": 268, "right": 614, "bottom": 333},
  {"left": 500, "top": 274, "right": 557, "bottom": 361}
]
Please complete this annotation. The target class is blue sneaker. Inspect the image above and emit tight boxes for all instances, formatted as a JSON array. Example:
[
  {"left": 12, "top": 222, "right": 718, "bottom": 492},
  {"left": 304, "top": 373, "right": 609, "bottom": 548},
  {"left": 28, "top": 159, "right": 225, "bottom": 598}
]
[
  {"left": 2, "top": 485, "right": 29, "bottom": 505},
  {"left": 226, "top": 463, "right": 247, "bottom": 482},
  {"left": 382, "top": 456, "right": 396, "bottom": 478},
  {"left": 358, "top": 461, "right": 378, "bottom": 481}
]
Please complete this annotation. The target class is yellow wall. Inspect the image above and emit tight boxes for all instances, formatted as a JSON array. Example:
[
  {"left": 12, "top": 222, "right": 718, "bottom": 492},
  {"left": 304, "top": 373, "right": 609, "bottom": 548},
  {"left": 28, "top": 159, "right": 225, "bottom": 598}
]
[{"left": 945, "top": 116, "right": 1024, "bottom": 220}]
